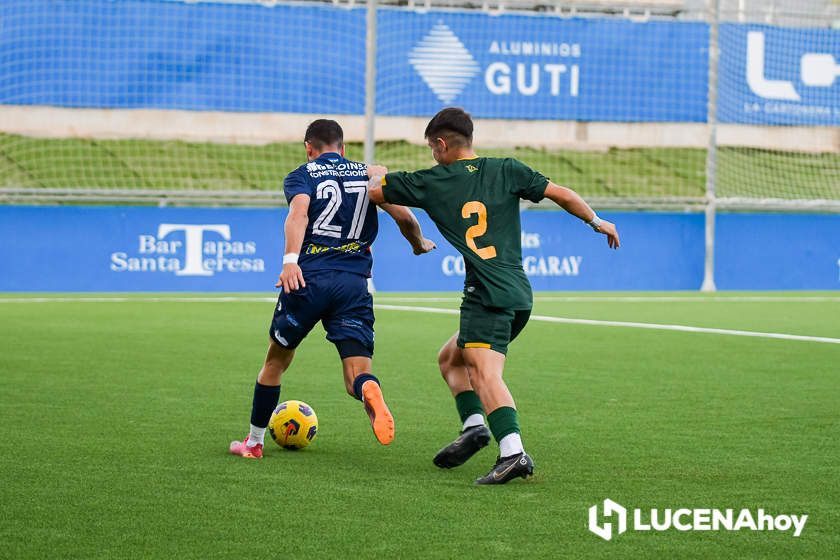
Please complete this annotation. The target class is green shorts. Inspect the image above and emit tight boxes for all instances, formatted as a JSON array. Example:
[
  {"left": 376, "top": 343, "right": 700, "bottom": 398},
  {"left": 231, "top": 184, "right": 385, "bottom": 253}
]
[{"left": 456, "top": 292, "right": 531, "bottom": 355}]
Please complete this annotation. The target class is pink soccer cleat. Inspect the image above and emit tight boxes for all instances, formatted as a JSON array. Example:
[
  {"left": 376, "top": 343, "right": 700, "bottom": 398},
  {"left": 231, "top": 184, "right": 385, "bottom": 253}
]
[{"left": 229, "top": 436, "right": 263, "bottom": 459}]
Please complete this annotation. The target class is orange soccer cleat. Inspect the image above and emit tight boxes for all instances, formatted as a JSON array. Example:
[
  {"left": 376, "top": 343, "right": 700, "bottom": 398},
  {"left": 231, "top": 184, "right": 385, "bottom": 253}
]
[{"left": 361, "top": 380, "right": 395, "bottom": 445}]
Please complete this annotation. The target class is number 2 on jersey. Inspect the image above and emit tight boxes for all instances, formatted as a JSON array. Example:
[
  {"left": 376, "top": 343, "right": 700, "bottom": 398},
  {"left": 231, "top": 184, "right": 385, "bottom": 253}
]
[{"left": 462, "top": 201, "right": 497, "bottom": 260}]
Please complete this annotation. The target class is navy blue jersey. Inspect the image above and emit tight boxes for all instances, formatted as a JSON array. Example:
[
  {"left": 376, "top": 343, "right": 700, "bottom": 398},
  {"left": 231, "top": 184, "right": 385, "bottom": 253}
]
[{"left": 283, "top": 152, "right": 378, "bottom": 277}]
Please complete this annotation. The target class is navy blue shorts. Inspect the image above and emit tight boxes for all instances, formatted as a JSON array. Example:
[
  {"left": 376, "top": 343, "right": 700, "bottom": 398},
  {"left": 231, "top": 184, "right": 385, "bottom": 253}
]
[{"left": 269, "top": 269, "right": 374, "bottom": 358}]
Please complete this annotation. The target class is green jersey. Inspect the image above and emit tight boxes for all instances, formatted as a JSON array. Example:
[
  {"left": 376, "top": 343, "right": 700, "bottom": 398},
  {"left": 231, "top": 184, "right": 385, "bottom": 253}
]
[{"left": 383, "top": 157, "right": 548, "bottom": 310}]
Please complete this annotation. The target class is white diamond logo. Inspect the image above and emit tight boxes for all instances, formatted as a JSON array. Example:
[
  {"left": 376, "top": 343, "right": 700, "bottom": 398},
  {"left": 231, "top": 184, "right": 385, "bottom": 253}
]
[{"left": 409, "top": 23, "right": 480, "bottom": 103}]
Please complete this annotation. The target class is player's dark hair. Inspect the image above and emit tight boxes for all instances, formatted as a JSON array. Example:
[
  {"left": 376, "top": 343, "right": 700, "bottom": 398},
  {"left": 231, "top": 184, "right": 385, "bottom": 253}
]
[
  {"left": 304, "top": 119, "right": 344, "bottom": 150},
  {"left": 424, "top": 107, "right": 473, "bottom": 147}
]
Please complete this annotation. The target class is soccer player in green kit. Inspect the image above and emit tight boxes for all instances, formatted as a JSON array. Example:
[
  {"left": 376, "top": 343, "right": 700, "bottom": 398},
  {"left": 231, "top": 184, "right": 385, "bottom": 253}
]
[{"left": 367, "top": 108, "right": 620, "bottom": 484}]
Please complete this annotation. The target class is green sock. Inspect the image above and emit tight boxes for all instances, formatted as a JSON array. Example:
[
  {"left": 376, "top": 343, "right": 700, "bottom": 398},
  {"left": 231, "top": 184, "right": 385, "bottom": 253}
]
[
  {"left": 487, "top": 406, "right": 520, "bottom": 442},
  {"left": 454, "top": 390, "right": 484, "bottom": 423}
]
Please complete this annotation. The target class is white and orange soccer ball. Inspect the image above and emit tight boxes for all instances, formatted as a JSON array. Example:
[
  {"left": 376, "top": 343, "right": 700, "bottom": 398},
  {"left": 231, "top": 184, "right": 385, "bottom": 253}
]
[{"left": 268, "top": 400, "right": 319, "bottom": 450}]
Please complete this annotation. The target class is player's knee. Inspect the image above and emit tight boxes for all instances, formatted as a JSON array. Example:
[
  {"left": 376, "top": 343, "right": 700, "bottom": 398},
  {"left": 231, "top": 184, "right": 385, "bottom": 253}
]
[
  {"left": 263, "top": 340, "right": 294, "bottom": 373},
  {"left": 466, "top": 366, "right": 496, "bottom": 386},
  {"left": 438, "top": 347, "right": 455, "bottom": 375},
  {"left": 438, "top": 334, "right": 462, "bottom": 369}
]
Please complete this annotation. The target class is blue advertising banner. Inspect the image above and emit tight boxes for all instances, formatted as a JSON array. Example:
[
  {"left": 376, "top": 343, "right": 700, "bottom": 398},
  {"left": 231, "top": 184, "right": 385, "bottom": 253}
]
[
  {"left": 715, "top": 213, "right": 840, "bottom": 290},
  {"left": 718, "top": 24, "right": 840, "bottom": 126},
  {"left": 0, "top": 0, "right": 836, "bottom": 123},
  {"left": 0, "top": 206, "right": 285, "bottom": 291},
  {"left": 377, "top": 11, "right": 709, "bottom": 122},
  {"left": 0, "top": 0, "right": 707, "bottom": 122},
  {"left": 0, "top": 206, "right": 704, "bottom": 292},
  {"left": 0, "top": 0, "right": 366, "bottom": 114},
  {"left": 1, "top": 206, "right": 838, "bottom": 291},
  {"left": 373, "top": 211, "right": 704, "bottom": 291}
]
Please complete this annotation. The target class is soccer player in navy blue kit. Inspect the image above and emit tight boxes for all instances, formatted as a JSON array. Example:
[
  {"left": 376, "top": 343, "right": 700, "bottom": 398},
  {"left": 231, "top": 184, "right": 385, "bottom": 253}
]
[{"left": 230, "top": 120, "right": 435, "bottom": 458}]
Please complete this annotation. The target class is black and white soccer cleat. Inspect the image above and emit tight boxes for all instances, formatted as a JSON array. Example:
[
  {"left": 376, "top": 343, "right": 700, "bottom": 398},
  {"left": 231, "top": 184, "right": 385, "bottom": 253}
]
[
  {"left": 433, "top": 425, "right": 492, "bottom": 469},
  {"left": 474, "top": 452, "right": 534, "bottom": 485}
]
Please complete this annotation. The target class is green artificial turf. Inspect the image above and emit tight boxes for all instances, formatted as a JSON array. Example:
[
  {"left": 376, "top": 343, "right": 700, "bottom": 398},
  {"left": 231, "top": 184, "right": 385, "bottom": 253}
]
[
  {"left": 1, "top": 293, "right": 838, "bottom": 558},
  {"left": 2, "top": 133, "right": 838, "bottom": 200}
]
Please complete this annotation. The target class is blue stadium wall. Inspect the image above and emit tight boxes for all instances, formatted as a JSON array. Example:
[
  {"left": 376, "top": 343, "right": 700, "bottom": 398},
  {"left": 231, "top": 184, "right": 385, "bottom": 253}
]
[
  {"left": 1, "top": 2, "right": 837, "bottom": 291},
  {"left": 1, "top": 206, "right": 838, "bottom": 291},
  {"left": 1, "top": 0, "right": 837, "bottom": 125}
]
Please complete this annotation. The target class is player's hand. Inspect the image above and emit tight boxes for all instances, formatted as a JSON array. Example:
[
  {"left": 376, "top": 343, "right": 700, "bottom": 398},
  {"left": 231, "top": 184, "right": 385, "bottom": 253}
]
[
  {"left": 276, "top": 263, "right": 306, "bottom": 292},
  {"left": 413, "top": 238, "right": 437, "bottom": 255},
  {"left": 596, "top": 220, "right": 620, "bottom": 249},
  {"left": 367, "top": 164, "right": 388, "bottom": 178}
]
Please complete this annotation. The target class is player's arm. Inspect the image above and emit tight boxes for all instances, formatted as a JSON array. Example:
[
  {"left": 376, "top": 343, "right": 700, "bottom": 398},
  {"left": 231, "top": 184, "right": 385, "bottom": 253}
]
[
  {"left": 544, "top": 182, "right": 620, "bottom": 249},
  {"left": 366, "top": 164, "right": 436, "bottom": 253},
  {"left": 367, "top": 164, "right": 425, "bottom": 208},
  {"left": 367, "top": 164, "right": 388, "bottom": 205},
  {"left": 276, "top": 194, "right": 310, "bottom": 291},
  {"left": 380, "top": 203, "right": 436, "bottom": 255}
]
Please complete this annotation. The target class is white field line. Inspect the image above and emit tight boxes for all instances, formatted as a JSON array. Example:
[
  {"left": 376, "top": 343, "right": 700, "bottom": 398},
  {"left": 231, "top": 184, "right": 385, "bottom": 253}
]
[
  {"left": 0, "top": 296, "right": 276, "bottom": 303},
  {"left": 374, "top": 304, "right": 840, "bottom": 345},
  {"left": 374, "top": 296, "right": 840, "bottom": 303},
  {"left": 2, "top": 295, "right": 839, "bottom": 304},
  {"left": 2, "top": 296, "right": 838, "bottom": 345}
]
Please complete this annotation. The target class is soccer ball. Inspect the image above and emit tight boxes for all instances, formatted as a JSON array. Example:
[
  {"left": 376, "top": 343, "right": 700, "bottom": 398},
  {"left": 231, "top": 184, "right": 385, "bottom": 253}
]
[{"left": 268, "top": 400, "right": 318, "bottom": 450}]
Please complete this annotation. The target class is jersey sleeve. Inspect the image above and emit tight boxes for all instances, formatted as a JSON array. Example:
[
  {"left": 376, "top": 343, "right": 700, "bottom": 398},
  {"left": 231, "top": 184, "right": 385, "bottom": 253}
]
[
  {"left": 283, "top": 169, "right": 313, "bottom": 205},
  {"left": 505, "top": 159, "right": 549, "bottom": 203},
  {"left": 382, "top": 171, "right": 425, "bottom": 208}
]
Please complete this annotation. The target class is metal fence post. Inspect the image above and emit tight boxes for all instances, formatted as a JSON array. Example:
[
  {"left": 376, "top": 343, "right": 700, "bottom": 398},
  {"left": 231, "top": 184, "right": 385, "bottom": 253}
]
[
  {"left": 364, "top": 0, "right": 377, "bottom": 165},
  {"left": 701, "top": 0, "right": 720, "bottom": 292}
]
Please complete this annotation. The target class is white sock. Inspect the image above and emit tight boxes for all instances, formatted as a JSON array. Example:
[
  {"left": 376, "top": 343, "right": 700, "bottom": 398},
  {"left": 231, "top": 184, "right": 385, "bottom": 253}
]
[
  {"left": 499, "top": 433, "right": 524, "bottom": 457},
  {"left": 462, "top": 413, "right": 485, "bottom": 431},
  {"left": 248, "top": 424, "right": 266, "bottom": 446}
]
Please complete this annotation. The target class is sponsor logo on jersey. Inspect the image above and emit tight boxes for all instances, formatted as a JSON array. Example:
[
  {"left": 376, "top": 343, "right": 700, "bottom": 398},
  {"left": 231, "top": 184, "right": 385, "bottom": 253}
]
[
  {"left": 306, "top": 160, "right": 367, "bottom": 179},
  {"left": 304, "top": 241, "right": 368, "bottom": 255}
]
